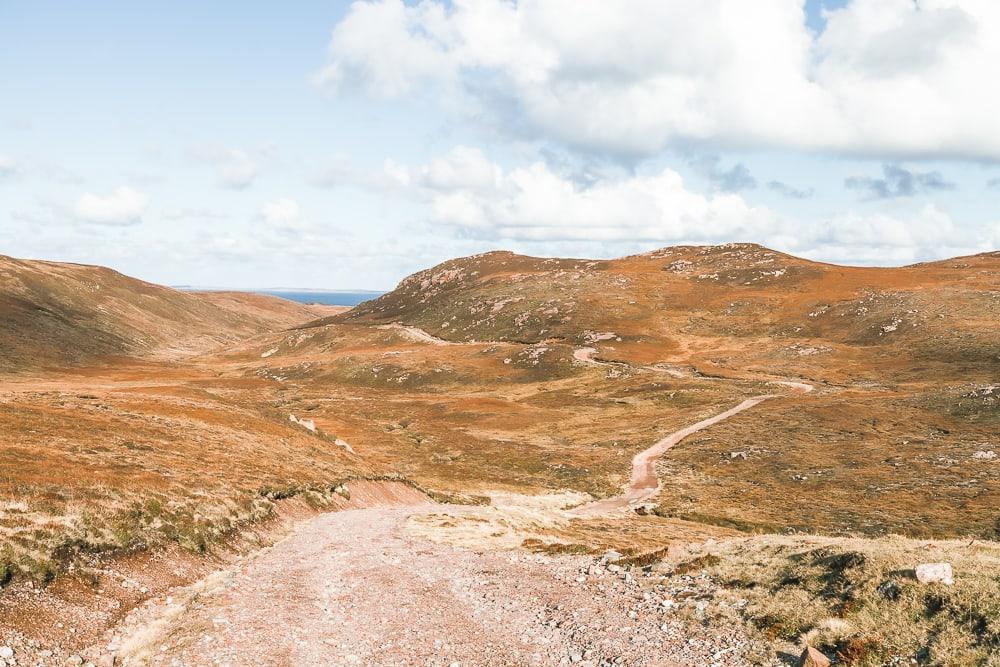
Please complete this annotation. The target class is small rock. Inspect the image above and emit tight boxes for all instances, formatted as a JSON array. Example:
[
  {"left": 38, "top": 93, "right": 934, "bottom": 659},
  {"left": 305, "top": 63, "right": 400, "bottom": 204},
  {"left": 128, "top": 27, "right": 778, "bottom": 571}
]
[
  {"left": 972, "top": 450, "right": 997, "bottom": 461},
  {"left": 633, "top": 503, "right": 657, "bottom": 516},
  {"left": 0, "top": 648, "right": 12, "bottom": 660},
  {"left": 799, "top": 646, "right": 832, "bottom": 667},
  {"left": 729, "top": 451, "right": 749, "bottom": 460},
  {"left": 916, "top": 562, "right": 954, "bottom": 585},
  {"left": 67, "top": 658, "right": 84, "bottom": 667},
  {"left": 97, "top": 655, "right": 116, "bottom": 667}
]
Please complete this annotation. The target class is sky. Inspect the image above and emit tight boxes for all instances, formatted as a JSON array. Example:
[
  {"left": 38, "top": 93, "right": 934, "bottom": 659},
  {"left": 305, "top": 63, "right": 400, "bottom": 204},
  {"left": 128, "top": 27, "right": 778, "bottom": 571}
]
[{"left": 2, "top": 0, "right": 1000, "bottom": 289}]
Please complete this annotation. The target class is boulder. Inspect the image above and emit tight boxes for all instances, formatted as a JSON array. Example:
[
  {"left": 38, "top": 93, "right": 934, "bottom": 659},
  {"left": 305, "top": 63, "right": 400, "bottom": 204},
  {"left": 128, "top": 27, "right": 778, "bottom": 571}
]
[
  {"left": 916, "top": 562, "right": 954, "bottom": 585},
  {"left": 798, "top": 646, "right": 831, "bottom": 667}
]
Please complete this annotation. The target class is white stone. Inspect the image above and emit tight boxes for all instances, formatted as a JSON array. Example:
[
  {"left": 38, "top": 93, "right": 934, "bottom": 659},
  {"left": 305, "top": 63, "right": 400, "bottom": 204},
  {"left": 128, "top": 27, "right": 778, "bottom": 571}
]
[
  {"left": 0, "top": 648, "right": 12, "bottom": 660},
  {"left": 916, "top": 562, "right": 954, "bottom": 585}
]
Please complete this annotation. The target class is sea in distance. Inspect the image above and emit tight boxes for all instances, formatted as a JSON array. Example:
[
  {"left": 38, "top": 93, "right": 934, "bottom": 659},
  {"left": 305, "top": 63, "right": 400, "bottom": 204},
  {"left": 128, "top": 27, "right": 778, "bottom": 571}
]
[
  {"left": 174, "top": 286, "right": 385, "bottom": 307},
  {"left": 254, "top": 290, "right": 384, "bottom": 306}
]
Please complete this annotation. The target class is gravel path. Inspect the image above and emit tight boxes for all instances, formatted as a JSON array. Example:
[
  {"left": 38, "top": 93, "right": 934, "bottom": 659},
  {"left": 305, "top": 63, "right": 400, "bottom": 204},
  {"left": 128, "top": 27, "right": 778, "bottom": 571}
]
[
  {"left": 379, "top": 324, "right": 457, "bottom": 346},
  {"left": 81, "top": 345, "right": 812, "bottom": 667},
  {"left": 113, "top": 506, "right": 755, "bottom": 667},
  {"left": 572, "top": 373, "right": 814, "bottom": 515},
  {"left": 572, "top": 396, "right": 774, "bottom": 516}
]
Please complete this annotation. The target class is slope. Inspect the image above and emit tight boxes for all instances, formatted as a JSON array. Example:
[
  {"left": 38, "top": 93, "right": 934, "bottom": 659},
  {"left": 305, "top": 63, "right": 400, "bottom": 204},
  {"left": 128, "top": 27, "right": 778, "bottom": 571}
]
[{"left": 0, "top": 255, "right": 323, "bottom": 373}]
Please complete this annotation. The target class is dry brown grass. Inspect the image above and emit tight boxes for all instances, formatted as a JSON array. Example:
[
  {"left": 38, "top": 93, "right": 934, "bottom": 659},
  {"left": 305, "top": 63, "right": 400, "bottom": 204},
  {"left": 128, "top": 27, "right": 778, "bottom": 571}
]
[
  {"left": 0, "top": 362, "right": 366, "bottom": 583},
  {"left": 213, "top": 321, "right": 756, "bottom": 498},
  {"left": 2, "top": 244, "right": 999, "bottom": 664},
  {"left": 657, "top": 532, "right": 1000, "bottom": 666},
  {"left": 654, "top": 385, "right": 1000, "bottom": 539}
]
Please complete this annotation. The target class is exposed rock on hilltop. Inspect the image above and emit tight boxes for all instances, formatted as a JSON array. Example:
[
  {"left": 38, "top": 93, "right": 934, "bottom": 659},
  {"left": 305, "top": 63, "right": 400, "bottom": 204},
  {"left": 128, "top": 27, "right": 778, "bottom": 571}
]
[
  {"left": 341, "top": 243, "right": 999, "bottom": 381},
  {"left": 0, "top": 255, "right": 323, "bottom": 372}
]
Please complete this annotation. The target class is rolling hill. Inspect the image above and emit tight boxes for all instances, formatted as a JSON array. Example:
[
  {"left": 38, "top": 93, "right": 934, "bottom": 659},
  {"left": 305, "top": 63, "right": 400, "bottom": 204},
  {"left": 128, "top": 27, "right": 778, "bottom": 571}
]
[
  {"left": 0, "top": 254, "right": 326, "bottom": 373},
  {"left": 341, "top": 243, "right": 1000, "bottom": 383}
]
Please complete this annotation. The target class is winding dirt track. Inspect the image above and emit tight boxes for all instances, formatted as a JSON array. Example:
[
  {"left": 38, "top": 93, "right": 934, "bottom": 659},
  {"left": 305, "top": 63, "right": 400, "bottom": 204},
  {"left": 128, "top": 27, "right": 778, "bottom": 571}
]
[
  {"left": 379, "top": 323, "right": 457, "bottom": 345},
  {"left": 572, "top": 394, "right": 775, "bottom": 515},
  {"left": 381, "top": 330, "right": 815, "bottom": 516},
  {"left": 98, "top": 328, "right": 813, "bottom": 666},
  {"left": 572, "top": 345, "right": 815, "bottom": 515}
]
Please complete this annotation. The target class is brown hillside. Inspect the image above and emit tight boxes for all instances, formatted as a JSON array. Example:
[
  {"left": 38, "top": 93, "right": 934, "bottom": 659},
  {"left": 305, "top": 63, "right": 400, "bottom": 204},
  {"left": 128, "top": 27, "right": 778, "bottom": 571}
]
[
  {"left": 0, "top": 255, "right": 324, "bottom": 373},
  {"left": 1, "top": 245, "right": 999, "bottom": 664},
  {"left": 342, "top": 243, "right": 999, "bottom": 382}
]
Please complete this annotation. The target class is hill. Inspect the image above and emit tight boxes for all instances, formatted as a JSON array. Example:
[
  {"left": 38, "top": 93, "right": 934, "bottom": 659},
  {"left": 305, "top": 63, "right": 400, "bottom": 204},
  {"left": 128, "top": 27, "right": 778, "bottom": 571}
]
[
  {"left": 0, "top": 255, "right": 324, "bottom": 373},
  {"left": 2, "top": 244, "right": 999, "bottom": 665},
  {"left": 341, "top": 243, "right": 1000, "bottom": 383},
  {"left": 265, "top": 244, "right": 1000, "bottom": 538}
]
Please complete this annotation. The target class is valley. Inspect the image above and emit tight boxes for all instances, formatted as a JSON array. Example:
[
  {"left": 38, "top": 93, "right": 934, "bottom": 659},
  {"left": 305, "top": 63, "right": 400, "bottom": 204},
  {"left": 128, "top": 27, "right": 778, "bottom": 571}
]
[{"left": 1, "top": 244, "right": 998, "bottom": 666}]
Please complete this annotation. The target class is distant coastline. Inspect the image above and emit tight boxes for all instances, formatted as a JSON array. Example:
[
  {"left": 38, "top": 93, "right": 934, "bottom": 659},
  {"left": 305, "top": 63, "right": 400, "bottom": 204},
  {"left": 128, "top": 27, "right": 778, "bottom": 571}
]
[
  {"left": 175, "top": 286, "right": 385, "bottom": 307},
  {"left": 255, "top": 290, "right": 384, "bottom": 306}
]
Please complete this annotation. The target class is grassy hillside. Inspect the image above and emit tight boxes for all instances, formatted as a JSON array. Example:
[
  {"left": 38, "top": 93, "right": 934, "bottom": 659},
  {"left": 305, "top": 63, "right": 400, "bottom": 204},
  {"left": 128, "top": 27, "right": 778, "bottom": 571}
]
[
  {"left": 343, "top": 244, "right": 1000, "bottom": 383},
  {"left": 0, "top": 255, "right": 323, "bottom": 373},
  {"left": 289, "top": 244, "right": 1000, "bottom": 539}
]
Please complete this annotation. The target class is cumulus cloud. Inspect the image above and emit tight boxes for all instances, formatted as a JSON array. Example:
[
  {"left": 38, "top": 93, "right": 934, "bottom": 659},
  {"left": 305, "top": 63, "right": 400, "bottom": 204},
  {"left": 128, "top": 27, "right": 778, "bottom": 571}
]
[
  {"left": 313, "top": 0, "right": 457, "bottom": 96},
  {"left": 418, "top": 146, "right": 499, "bottom": 191},
  {"left": 411, "top": 151, "right": 778, "bottom": 243},
  {"left": 845, "top": 164, "right": 956, "bottom": 200},
  {"left": 192, "top": 146, "right": 260, "bottom": 189},
  {"left": 72, "top": 187, "right": 148, "bottom": 226},
  {"left": 361, "top": 146, "right": 990, "bottom": 264},
  {"left": 797, "top": 204, "right": 982, "bottom": 265},
  {"left": 317, "top": 0, "right": 1000, "bottom": 160}
]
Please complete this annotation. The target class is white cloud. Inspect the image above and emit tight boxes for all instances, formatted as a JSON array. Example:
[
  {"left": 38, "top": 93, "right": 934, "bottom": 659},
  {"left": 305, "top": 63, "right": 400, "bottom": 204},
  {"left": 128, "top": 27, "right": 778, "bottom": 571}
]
[
  {"left": 193, "top": 146, "right": 260, "bottom": 189},
  {"left": 72, "top": 187, "right": 148, "bottom": 226},
  {"left": 795, "top": 204, "right": 978, "bottom": 264},
  {"left": 259, "top": 198, "right": 304, "bottom": 230},
  {"left": 313, "top": 0, "right": 458, "bottom": 96},
  {"left": 427, "top": 161, "right": 777, "bottom": 243},
  {"left": 318, "top": 0, "right": 1000, "bottom": 160},
  {"left": 419, "top": 145, "right": 499, "bottom": 191},
  {"left": 370, "top": 146, "right": 990, "bottom": 264}
]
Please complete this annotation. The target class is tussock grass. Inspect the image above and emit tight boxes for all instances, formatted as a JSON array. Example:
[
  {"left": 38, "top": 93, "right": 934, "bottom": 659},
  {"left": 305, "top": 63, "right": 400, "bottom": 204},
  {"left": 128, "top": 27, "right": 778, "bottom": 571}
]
[{"left": 661, "top": 533, "right": 1000, "bottom": 666}]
